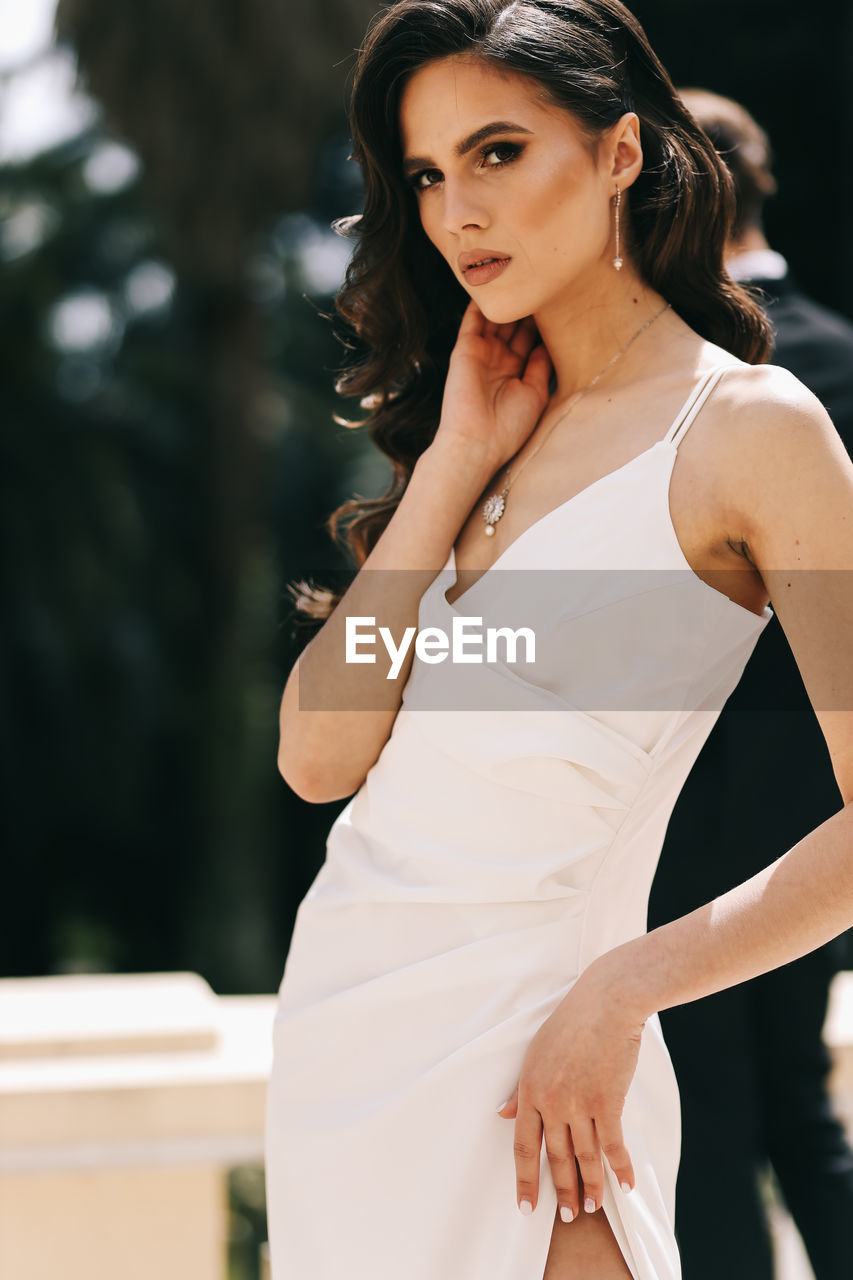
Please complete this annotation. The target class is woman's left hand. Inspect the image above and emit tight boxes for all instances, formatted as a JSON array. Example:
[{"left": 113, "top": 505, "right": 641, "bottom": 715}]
[{"left": 496, "top": 956, "right": 647, "bottom": 1222}]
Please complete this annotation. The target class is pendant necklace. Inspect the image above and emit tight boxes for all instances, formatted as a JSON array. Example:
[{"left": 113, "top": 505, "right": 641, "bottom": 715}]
[{"left": 481, "top": 300, "right": 671, "bottom": 536}]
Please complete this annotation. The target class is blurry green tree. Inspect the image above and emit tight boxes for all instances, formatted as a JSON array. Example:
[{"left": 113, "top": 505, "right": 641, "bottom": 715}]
[{"left": 2, "top": 0, "right": 381, "bottom": 990}]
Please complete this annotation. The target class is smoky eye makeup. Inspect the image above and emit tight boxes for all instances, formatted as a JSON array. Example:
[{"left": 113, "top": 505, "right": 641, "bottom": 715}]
[{"left": 405, "top": 140, "right": 526, "bottom": 192}]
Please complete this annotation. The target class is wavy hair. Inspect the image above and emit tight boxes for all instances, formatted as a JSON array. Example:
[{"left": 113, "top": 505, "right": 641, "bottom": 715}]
[{"left": 289, "top": 0, "right": 773, "bottom": 621}]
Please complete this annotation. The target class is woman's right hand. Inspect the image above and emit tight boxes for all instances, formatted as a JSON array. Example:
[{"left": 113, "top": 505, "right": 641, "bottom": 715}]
[{"left": 433, "top": 299, "right": 554, "bottom": 477}]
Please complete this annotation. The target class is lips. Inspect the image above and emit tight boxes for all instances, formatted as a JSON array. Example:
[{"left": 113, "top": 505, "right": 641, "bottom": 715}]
[{"left": 458, "top": 249, "right": 512, "bottom": 273}]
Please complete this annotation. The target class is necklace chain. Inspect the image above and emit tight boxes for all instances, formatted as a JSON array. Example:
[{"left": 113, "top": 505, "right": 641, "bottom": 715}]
[{"left": 481, "top": 300, "right": 672, "bottom": 536}]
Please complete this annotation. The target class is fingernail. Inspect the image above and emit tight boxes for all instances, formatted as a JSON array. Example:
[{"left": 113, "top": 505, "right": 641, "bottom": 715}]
[
  {"left": 519, "top": 1198, "right": 533, "bottom": 1216},
  {"left": 584, "top": 1196, "right": 596, "bottom": 1214},
  {"left": 495, "top": 1098, "right": 511, "bottom": 1113},
  {"left": 620, "top": 1180, "right": 633, "bottom": 1194},
  {"left": 560, "top": 1205, "right": 574, "bottom": 1223}
]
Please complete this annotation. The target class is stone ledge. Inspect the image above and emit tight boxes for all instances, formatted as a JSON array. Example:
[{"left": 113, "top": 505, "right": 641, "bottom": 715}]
[
  {"left": 0, "top": 971, "right": 221, "bottom": 1059},
  {"left": 0, "top": 973, "right": 276, "bottom": 1173}
]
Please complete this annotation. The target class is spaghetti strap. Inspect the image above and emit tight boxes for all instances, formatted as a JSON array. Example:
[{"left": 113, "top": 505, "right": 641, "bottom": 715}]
[{"left": 661, "top": 366, "right": 732, "bottom": 450}]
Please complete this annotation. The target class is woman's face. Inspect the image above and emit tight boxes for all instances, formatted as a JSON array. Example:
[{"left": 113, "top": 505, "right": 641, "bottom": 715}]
[{"left": 398, "top": 55, "right": 626, "bottom": 324}]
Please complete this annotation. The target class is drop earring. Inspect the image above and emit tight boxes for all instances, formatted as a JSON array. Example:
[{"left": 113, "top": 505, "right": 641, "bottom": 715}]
[{"left": 612, "top": 186, "right": 623, "bottom": 270}]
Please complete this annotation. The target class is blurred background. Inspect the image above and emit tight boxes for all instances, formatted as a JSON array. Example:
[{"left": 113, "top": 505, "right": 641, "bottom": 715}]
[{"left": 3, "top": 0, "right": 853, "bottom": 999}]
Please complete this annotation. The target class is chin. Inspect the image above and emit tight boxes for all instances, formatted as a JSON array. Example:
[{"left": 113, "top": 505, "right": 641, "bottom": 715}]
[{"left": 466, "top": 293, "right": 531, "bottom": 325}]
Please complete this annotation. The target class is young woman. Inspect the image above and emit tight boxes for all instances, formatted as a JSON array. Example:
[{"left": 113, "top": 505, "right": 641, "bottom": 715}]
[{"left": 265, "top": 2, "right": 853, "bottom": 1277}]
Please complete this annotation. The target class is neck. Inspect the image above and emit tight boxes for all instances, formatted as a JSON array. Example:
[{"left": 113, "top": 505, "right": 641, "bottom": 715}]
[{"left": 532, "top": 259, "right": 672, "bottom": 403}]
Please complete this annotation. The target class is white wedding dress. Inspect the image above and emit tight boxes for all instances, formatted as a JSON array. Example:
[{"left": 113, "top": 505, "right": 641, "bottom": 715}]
[{"left": 265, "top": 364, "right": 773, "bottom": 1279}]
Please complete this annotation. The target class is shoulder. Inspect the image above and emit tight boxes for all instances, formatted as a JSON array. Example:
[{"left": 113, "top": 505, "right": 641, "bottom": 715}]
[
  {"left": 710, "top": 360, "right": 847, "bottom": 471},
  {"left": 712, "top": 357, "right": 827, "bottom": 415},
  {"left": 689, "top": 355, "right": 843, "bottom": 480},
  {"left": 705, "top": 360, "right": 853, "bottom": 568}
]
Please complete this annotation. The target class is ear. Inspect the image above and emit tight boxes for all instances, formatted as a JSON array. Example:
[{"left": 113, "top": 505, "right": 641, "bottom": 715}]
[{"left": 603, "top": 112, "right": 643, "bottom": 192}]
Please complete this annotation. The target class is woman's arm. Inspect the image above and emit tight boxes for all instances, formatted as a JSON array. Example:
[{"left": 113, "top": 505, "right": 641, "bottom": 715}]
[
  {"left": 278, "top": 435, "right": 495, "bottom": 802},
  {"left": 608, "top": 366, "right": 853, "bottom": 1010},
  {"left": 279, "top": 305, "right": 552, "bottom": 802},
  {"left": 499, "top": 365, "right": 853, "bottom": 1222}
]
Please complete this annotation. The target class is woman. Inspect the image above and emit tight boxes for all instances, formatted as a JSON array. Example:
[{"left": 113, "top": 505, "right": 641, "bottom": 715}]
[{"left": 265, "top": 2, "right": 853, "bottom": 1277}]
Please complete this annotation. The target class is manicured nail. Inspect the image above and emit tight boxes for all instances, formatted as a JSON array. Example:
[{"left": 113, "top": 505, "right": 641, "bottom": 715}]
[
  {"left": 519, "top": 1198, "right": 533, "bottom": 1216},
  {"left": 560, "top": 1205, "right": 574, "bottom": 1223},
  {"left": 495, "top": 1098, "right": 511, "bottom": 1113},
  {"left": 584, "top": 1196, "right": 596, "bottom": 1214},
  {"left": 620, "top": 1180, "right": 633, "bottom": 1194}
]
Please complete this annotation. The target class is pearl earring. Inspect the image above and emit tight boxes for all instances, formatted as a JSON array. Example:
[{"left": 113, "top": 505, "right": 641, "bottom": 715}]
[{"left": 612, "top": 186, "right": 623, "bottom": 271}]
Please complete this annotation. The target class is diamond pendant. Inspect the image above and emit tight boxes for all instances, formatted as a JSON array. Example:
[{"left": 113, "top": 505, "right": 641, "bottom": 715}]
[{"left": 482, "top": 492, "right": 505, "bottom": 535}]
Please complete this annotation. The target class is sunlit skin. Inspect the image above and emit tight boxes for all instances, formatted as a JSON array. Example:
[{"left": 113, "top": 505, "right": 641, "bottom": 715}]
[{"left": 398, "top": 54, "right": 679, "bottom": 401}]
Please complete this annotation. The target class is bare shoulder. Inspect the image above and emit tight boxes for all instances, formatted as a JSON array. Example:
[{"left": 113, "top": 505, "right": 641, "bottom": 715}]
[
  {"left": 704, "top": 360, "right": 853, "bottom": 568},
  {"left": 706, "top": 358, "right": 840, "bottom": 458}
]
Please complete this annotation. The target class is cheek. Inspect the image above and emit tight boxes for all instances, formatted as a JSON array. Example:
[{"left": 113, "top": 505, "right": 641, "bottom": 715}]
[{"left": 517, "top": 173, "right": 603, "bottom": 263}]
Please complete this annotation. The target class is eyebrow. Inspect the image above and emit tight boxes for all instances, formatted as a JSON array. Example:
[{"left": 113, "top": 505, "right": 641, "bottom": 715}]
[{"left": 402, "top": 121, "right": 534, "bottom": 175}]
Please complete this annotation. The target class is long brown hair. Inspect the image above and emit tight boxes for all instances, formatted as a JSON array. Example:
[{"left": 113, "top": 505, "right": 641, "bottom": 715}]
[{"left": 290, "top": 0, "right": 772, "bottom": 622}]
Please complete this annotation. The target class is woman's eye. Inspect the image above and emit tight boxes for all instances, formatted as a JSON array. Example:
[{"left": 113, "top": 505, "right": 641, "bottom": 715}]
[
  {"left": 412, "top": 168, "right": 442, "bottom": 191},
  {"left": 408, "top": 141, "right": 523, "bottom": 192},
  {"left": 481, "top": 142, "right": 522, "bottom": 168}
]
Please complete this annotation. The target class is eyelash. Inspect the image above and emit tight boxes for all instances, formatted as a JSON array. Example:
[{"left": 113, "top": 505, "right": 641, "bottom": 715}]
[{"left": 407, "top": 142, "right": 524, "bottom": 192}]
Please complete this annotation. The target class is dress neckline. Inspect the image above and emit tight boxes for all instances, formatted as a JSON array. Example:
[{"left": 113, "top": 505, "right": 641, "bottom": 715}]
[
  {"left": 442, "top": 437, "right": 773, "bottom": 628},
  {"left": 444, "top": 438, "right": 665, "bottom": 607}
]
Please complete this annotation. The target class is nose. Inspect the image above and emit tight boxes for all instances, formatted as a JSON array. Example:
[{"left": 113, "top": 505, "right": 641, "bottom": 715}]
[{"left": 440, "top": 177, "right": 490, "bottom": 236}]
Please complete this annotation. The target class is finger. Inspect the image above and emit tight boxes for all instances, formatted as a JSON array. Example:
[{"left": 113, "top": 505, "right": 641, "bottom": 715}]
[
  {"left": 543, "top": 1118, "right": 579, "bottom": 1223},
  {"left": 594, "top": 1112, "right": 636, "bottom": 1194},
  {"left": 458, "top": 298, "right": 485, "bottom": 336},
  {"left": 496, "top": 1087, "right": 518, "bottom": 1117},
  {"left": 494, "top": 320, "right": 520, "bottom": 349},
  {"left": 513, "top": 1098, "right": 543, "bottom": 1215},
  {"left": 508, "top": 315, "right": 539, "bottom": 359},
  {"left": 520, "top": 342, "right": 553, "bottom": 402},
  {"left": 569, "top": 1118, "right": 604, "bottom": 1214}
]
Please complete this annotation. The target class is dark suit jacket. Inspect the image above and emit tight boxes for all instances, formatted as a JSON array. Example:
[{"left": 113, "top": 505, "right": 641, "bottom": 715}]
[{"left": 649, "top": 271, "right": 853, "bottom": 956}]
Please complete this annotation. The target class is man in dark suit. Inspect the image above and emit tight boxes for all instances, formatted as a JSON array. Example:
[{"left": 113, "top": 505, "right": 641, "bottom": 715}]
[{"left": 648, "top": 89, "right": 853, "bottom": 1279}]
